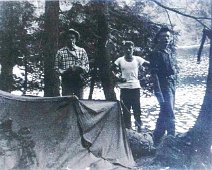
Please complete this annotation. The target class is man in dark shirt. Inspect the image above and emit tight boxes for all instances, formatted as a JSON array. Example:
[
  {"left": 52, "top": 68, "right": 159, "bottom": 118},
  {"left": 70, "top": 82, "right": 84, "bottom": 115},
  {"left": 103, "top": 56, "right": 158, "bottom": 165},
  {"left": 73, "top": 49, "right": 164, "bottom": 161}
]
[{"left": 150, "top": 27, "right": 178, "bottom": 146}]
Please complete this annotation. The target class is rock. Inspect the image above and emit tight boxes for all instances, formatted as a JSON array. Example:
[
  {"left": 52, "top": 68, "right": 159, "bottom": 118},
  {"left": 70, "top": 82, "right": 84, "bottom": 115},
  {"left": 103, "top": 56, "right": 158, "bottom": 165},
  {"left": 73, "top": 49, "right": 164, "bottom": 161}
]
[{"left": 126, "top": 129, "right": 156, "bottom": 159}]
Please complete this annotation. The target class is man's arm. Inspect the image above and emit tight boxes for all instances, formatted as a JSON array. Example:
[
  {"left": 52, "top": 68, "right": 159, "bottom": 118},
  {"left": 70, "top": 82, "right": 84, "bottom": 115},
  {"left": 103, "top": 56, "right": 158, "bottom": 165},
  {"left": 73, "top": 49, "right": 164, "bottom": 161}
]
[
  {"left": 152, "top": 73, "right": 164, "bottom": 103},
  {"left": 149, "top": 53, "right": 164, "bottom": 104},
  {"left": 79, "top": 48, "right": 89, "bottom": 73},
  {"left": 143, "top": 60, "right": 150, "bottom": 67},
  {"left": 138, "top": 57, "right": 149, "bottom": 67},
  {"left": 54, "top": 50, "right": 65, "bottom": 75},
  {"left": 111, "top": 61, "right": 126, "bottom": 83}
]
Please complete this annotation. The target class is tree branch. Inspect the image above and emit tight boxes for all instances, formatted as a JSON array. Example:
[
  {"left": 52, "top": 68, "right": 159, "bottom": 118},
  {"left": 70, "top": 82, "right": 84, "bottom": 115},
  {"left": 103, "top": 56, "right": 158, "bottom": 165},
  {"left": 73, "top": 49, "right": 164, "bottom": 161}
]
[
  {"left": 165, "top": 9, "right": 173, "bottom": 29},
  {"left": 150, "top": 0, "right": 210, "bottom": 29}
]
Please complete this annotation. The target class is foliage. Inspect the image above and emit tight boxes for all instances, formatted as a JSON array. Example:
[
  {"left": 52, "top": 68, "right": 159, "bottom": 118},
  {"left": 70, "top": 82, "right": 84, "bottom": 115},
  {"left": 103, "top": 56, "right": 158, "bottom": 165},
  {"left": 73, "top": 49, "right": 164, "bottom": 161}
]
[
  {"left": 0, "top": 1, "right": 43, "bottom": 93},
  {"left": 0, "top": 0, "right": 177, "bottom": 94},
  {"left": 141, "top": 0, "right": 211, "bottom": 45},
  {"left": 0, "top": 1, "right": 37, "bottom": 64},
  {"left": 172, "top": 0, "right": 211, "bottom": 45},
  {"left": 58, "top": 1, "right": 163, "bottom": 93}
]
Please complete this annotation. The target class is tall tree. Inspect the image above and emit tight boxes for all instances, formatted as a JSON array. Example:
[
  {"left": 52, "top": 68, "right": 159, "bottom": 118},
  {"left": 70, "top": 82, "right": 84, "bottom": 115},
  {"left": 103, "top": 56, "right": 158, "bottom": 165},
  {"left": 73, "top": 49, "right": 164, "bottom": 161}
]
[
  {"left": 43, "top": 0, "right": 60, "bottom": 97},
  {"left": 93, "top": 1, "right": 117, "bottom": 100},
  {"left": 188, "top": 2, "right": 212, "bottom": 167}
]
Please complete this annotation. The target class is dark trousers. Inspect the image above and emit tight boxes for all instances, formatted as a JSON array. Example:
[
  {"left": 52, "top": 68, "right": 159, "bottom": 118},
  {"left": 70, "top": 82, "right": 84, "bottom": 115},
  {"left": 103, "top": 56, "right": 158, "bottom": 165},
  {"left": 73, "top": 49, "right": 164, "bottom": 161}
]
[
  {"left": 120, "top": 88, "right": 141, "bottom": 129},
  {"left": 61, "top": 77, "right": 83, "bottom": 99},
  {"left": 153, "top": 86, "right": 175, "bottom": 146}
]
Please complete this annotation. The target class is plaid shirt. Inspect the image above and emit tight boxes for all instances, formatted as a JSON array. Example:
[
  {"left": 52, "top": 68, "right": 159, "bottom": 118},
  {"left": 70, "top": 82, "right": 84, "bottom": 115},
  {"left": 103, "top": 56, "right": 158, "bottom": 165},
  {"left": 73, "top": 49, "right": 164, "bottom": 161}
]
[{"left": 55, "top": 46, "right": 89, "bottom": 73}]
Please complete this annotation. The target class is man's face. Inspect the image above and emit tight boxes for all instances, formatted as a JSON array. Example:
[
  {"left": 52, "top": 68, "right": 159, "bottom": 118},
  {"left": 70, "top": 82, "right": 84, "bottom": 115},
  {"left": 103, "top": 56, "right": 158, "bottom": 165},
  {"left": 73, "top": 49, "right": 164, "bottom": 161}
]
[
  {"left": 67, "top": 33, "right": 76, "bottom": 47},
  {"left": 158, "top": 31, "right": 171, "bottom": 49},
  {"left": 124, "top": 45, "right": 134, "bottom": 57}
]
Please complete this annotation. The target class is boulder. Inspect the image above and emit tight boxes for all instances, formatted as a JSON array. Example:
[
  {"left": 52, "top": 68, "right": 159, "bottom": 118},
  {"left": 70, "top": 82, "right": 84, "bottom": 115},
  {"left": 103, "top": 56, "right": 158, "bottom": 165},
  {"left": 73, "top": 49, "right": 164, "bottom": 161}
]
[{"left": 126, "top": 129, "right": 156, "bottom": 159}]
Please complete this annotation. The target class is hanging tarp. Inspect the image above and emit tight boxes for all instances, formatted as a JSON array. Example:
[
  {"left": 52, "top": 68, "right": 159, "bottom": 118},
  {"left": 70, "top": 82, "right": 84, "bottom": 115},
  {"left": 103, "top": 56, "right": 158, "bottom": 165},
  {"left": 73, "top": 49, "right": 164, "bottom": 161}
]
[{"left": 0, "top": 90, "right": 135, "bottom": 170}]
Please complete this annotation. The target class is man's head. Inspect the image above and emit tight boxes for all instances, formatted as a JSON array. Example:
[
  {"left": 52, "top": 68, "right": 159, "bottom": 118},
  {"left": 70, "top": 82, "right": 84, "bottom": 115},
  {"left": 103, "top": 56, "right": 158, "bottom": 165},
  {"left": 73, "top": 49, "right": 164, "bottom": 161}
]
[
  {"left": 123, "top": 41, "right": 134, "bottom": 57},
  {"left": 62, "top": 29, "right": 80, "bottom": 48},
  {"left": 155, "top": 27, "right": 172, "bottom": 50}
]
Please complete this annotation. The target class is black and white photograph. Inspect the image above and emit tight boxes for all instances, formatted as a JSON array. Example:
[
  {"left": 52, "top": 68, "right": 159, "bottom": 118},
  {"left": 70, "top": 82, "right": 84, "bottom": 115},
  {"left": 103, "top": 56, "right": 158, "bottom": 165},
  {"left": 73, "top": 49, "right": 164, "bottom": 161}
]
[{"left": 0, "top": 0, "right": 211, "bottom": 169}]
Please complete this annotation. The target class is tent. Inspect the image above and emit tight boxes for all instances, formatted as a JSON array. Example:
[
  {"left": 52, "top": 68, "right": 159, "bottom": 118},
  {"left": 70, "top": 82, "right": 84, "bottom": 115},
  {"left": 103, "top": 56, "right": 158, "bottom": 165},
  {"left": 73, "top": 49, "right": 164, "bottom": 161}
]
[{"left": 0, "top": 90, "right": 135, "bottom": 170}]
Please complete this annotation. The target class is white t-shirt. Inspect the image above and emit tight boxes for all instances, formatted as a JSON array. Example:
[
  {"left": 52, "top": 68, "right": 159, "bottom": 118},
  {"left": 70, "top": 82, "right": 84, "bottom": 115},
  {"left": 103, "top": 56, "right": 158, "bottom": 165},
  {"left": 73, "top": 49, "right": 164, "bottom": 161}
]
[{"left": 114, "top": 56, "right": 145, "bottom": 89}]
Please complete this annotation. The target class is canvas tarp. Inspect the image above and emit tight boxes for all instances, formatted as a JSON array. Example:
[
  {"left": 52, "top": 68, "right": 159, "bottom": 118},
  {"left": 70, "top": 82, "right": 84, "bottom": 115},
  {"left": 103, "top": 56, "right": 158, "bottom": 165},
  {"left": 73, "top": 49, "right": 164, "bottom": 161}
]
[{"left": 0, "top": 90, "right": 135, "bottom": 170}]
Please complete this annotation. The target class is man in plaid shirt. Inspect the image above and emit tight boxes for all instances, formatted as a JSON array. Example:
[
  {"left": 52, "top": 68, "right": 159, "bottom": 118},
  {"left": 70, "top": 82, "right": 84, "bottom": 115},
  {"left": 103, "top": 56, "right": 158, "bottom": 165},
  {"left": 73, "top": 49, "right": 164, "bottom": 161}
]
[{"left": 55, "top": 29, "right": 89, "bottom": 98}]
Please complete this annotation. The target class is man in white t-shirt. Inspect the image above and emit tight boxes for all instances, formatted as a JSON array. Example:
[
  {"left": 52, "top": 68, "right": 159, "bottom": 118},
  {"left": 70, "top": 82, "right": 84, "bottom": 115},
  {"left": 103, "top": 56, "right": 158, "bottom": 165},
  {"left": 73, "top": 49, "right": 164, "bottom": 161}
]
[{"left": 114, "top": 41, "right": 149, "bottom": 132}]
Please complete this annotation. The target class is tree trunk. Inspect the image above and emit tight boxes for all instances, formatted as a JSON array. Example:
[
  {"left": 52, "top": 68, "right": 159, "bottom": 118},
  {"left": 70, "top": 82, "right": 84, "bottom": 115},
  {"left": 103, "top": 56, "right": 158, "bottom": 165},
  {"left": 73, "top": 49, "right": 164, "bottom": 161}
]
[
  {"left": 43, "top": 0, "right": 60, "bottom": 97},
  {"left": 186, "top": 29, "right": 212, "bottom": 168},
  {"left": 95, "top": 2, "right": 116, "bottom": 101},
  {"left": 0, "top": 61, "right": 13, "bottom": 92},
  {"left": 0, "top": 3, "right": 16, "bottom": 93},
  {"left": 185, "top": 1, "right": 212, "bottom": 166}
]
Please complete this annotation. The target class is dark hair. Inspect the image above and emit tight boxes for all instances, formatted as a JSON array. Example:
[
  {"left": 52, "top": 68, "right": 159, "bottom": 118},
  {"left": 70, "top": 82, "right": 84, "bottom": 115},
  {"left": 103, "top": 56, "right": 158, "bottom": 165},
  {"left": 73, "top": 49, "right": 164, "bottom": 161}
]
[
  {"left": 122, "top": 41, "right": 134, "bottom": 47},
  {"left": 154, "top": 26, "right": 172, "bottom": 44},
  {"left": 60, "top": 28, "right": 80, "bottom": 42}
]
